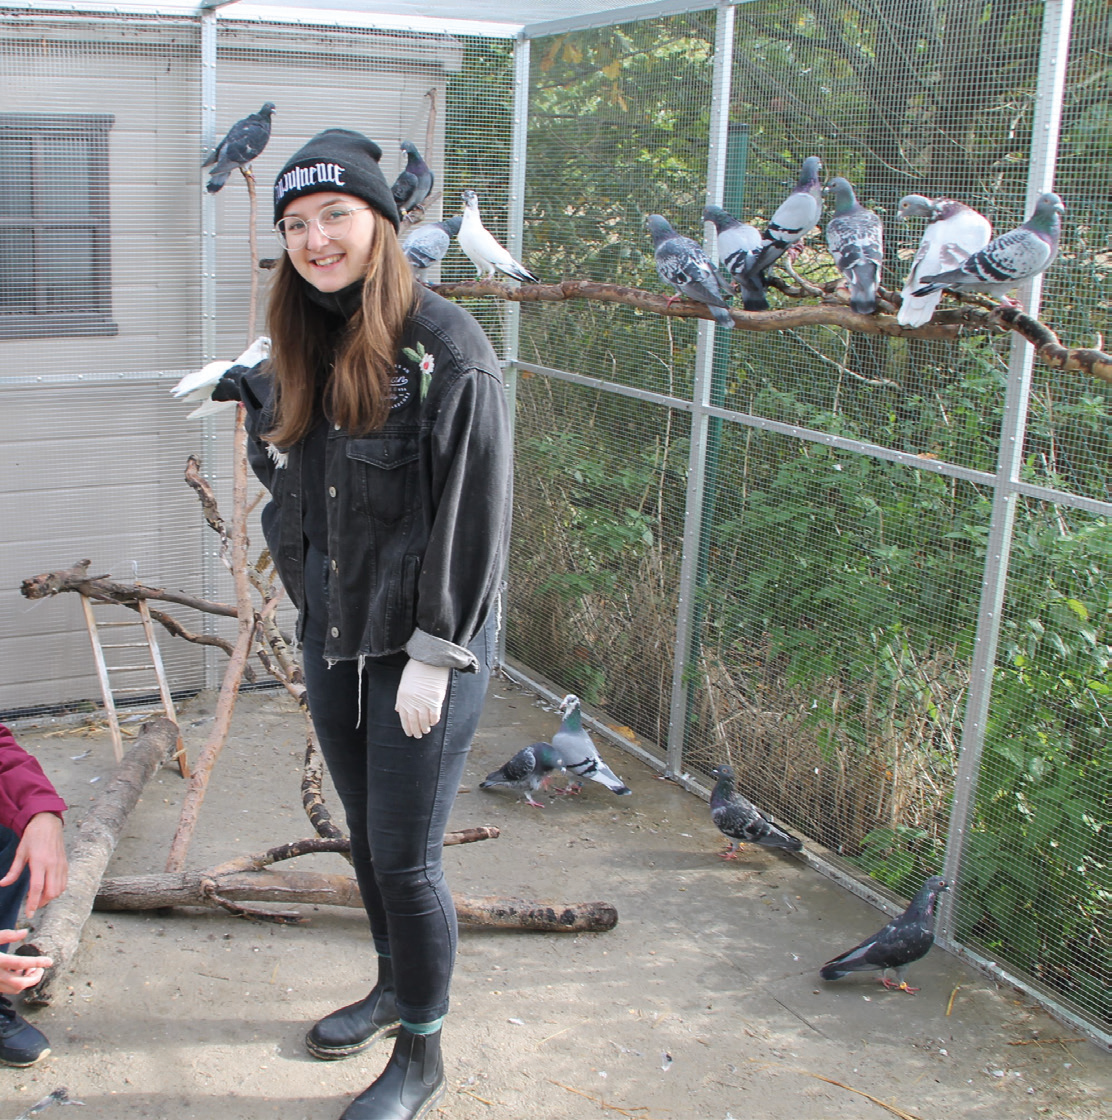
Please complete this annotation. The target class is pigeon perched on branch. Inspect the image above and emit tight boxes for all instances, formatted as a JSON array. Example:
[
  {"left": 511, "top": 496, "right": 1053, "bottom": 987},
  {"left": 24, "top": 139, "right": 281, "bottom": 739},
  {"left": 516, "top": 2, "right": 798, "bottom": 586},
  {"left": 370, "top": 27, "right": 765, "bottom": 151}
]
[
  {"left": 551, "top": 694, "right": 631, "bottom": 796},
  {"left": 458, "top": 190, "right": 539, "bottom": 283},
  {"left": 646, "top": 214, "right": 734, "bottom": 329},
  {"left": 702, "top": 204, "right": 768, "bottom": 311},
  {"left": 402, "top": 216, "right": 462, "bottom": 281},
  {"left": 824, "top": 177, "right": 884, "bottom": 314},
  {"left": 391, "top": 141, "right": 435, "bottom": 217},
  {"left": 170, "top": 336, "right": 270, "bottom": 419},
  {"left": 709, "top": 764, "right": 802, "bottom": 856},
  {"left": 203, "top": 102, "right": 275, "bottom": 194},
  {"left": 913, "top": 192, "right": 1064, "bottom": 307},
  {"left": 479, "top": 742, "right": 564, "bottom": 808},
  {"left": 741, "top": 155, "right": 823, "bottom": 284},
  {"left": 820, "top": 875, "right": 950, "bottom": 993},
  {"left": 896, "top": 195, "right": 993, "bottom": 328}
]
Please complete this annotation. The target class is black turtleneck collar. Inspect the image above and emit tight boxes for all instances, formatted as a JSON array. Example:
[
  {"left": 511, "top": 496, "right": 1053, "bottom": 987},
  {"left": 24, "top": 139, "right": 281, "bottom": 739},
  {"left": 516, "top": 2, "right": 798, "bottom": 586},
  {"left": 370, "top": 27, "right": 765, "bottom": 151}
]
[{"left": 303, "top": 277, "right": 365, "bottom": 322}]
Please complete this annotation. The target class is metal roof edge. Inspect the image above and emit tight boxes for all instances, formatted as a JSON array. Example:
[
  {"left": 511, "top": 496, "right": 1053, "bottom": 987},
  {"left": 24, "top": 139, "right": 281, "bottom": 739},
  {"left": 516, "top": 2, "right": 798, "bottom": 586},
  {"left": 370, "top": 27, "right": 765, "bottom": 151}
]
[{"left": 522, "top": 0, "right": 723, "bottom": 39}]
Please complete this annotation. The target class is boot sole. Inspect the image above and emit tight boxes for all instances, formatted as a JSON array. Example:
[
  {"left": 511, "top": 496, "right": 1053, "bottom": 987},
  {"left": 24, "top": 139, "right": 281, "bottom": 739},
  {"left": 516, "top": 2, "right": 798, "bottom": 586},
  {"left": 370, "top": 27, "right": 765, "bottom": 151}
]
[
  {"left": 305, "top": 1022, "right": 401, "bottom": 1061},
  {"left": 0, "top": 1046, "right": 49, "bottom": 1068},
  {"left": 412, "top": 1079, "right": 446, "bottom": 1120}
]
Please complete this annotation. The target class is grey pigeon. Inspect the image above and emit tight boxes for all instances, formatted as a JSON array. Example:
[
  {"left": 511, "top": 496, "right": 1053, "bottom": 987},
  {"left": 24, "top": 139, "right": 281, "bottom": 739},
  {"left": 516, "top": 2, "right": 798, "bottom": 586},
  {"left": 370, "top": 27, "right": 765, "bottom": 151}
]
[
  {"left": 820, "top": 875, "right": 950, "bottom": 992},
  {"left": 709, "top": 764, "right": 802, "bottom": 856},
  {"left": 741, "top": 155, "right": 823, "bottom": 283},
  {"left": 824, "top": 177, "right": 884, "bottom": 314},
  {"left": 391, "top": 141, "right": 434, "bottom": 216},
  {"left": 702, "top": 204, "right": 768, "bottom": 311},
  {"left": 646, "top": 214, "right": 734, "bottom": 330},
  {"left": 402, "top": 216, "right": 463, "bottom": 281},
  {"left": 458, "top": 190, "right": 539, "bottom": 282},
  {"left": 203, "top": 102, "right": 275, "bottom": 194},
  {"left": 913, "top": 192, "right": 1065, "bottom": 306},
  {"left": 551, "top": 694, "right": 631, "bottom": 796},
  {"left": 479, "top": 741, "right": 564, "bottom": 808},
  {"left": 897, "top": 195, "right": 993, "bottom": 327}
]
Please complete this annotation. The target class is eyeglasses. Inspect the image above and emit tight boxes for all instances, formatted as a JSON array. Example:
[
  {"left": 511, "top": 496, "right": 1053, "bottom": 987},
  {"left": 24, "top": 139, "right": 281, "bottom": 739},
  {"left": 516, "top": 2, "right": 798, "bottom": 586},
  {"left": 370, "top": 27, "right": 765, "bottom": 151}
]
[{"left": 274, "top": 205, "right": 371, "bottom": 250}]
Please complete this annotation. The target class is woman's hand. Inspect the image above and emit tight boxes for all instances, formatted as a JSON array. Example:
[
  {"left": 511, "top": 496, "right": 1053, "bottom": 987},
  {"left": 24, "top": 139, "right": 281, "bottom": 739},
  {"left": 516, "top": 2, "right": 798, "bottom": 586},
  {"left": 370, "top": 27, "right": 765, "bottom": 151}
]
[
  {"left": 395, "top": 660, "right": 451, "bottom": 737},
  {"left": 0, "top": 930, "right": 52, "bottom": 994}
]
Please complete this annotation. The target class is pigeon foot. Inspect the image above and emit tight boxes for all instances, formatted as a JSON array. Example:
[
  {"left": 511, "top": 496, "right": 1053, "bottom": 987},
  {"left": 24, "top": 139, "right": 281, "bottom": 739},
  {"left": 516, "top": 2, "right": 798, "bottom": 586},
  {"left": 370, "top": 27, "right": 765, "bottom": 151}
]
[{"left": 525, "top": 797, "right": 545, "bottom": 809}]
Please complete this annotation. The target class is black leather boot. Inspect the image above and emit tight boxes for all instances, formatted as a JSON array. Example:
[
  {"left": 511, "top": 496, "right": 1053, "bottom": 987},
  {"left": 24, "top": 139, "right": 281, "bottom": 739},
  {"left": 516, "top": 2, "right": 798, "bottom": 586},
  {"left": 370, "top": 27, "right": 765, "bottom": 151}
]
[
  {"left": 307, "top": 961, "right": 401, "bottom": 1060},
  {"left": 339, "top": 1028, "right": 445, "bottom": 1120}
]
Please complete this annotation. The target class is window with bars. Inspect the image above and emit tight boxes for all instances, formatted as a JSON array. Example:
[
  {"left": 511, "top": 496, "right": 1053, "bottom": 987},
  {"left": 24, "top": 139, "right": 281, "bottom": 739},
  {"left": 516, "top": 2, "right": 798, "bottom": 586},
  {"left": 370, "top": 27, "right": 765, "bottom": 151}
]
[{"left": 0, "top": 113, "right": 116, "bottom": 339}]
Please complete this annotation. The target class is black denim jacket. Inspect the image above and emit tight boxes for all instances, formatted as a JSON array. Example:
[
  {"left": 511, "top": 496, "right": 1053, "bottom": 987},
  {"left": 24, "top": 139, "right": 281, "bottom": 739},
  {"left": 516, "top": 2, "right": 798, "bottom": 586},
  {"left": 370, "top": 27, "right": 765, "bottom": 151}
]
[{"left": 240, "top": 284, "right": 512, "bottom": 672}]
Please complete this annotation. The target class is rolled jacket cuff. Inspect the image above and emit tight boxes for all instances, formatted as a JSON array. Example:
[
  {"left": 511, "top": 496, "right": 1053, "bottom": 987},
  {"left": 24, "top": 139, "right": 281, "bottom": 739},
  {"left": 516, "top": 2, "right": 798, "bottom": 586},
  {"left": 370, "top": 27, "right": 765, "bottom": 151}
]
[{"left": 405, "top": 628, "right": 479, "bottom": 672}]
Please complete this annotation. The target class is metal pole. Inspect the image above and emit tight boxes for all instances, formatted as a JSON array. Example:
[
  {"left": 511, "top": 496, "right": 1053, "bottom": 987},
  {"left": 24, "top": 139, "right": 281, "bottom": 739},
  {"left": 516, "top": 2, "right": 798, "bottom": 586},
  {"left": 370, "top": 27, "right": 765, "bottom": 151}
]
[
  {"left": 665, "top": 0, "right": 735, "bottom": 775},
  {"left": 938, "top": 0, "right": 1074, "bottom": 940}
]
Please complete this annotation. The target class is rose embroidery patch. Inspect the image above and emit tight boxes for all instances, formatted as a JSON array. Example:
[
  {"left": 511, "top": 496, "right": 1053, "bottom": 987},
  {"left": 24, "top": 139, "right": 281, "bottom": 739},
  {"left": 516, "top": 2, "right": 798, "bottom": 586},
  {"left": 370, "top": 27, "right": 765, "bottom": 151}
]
[{"left": 402, "top": 342, "right": 435, "bottom": 401}]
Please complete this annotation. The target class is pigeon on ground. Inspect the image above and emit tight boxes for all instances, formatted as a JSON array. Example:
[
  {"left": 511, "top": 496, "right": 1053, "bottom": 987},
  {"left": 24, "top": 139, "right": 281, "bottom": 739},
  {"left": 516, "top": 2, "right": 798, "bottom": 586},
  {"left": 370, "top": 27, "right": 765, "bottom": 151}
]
[
  {"left": 741, "top": 155, "right": 823, "bottom": 284},
  {"left": 820, "top": 875, "right": 950, "bottom": 993},
  {"left": 479, "top": 742, "right": 565, "bottom": 808},
  {"left": 391, "top": 141, "right": 435, "bottom": 217},
  {"left": 824, "top": 177, "right": 884, "bottom": 314},
  {"left": 402, "top": 216, "right": 463, "bottom": 281},
  {"left": 702, "top": 204, "right": 768, "bottom": 311},
  {"left": 551, "top": 694, "right": 632, "bottom": 796},
  {"left": 897, "top": 195, "right": 993, "bottom": 327},
  {"left": 170, "top": 336, "right": 270, "bottom": 418},
  {"left": 203, "top": 102, "right": 275, "bottom": 194},
  {"left": 457, "top": 190, "right": 539, "bottom": 283},
  {"left": 913, "top": 192, "right": 1065, "bottom": 307},
  {"left": 709, "top": 764, "right": 803, "bottom": 856},
  {"left": 646, "top": 215, "right": 734, "bottom": 330}
]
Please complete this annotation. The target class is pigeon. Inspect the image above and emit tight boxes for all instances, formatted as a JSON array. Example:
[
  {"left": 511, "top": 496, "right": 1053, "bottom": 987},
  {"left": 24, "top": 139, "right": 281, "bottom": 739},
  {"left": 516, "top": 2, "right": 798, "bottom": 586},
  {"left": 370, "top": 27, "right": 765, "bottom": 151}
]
[
  {"left": 709, "top": 764, "right": 802, "bottom": 856},
  {"left": 741, "top": 155, "right": 823, "bottom": 283},
  {"left": 896, "top": 195, "right": 993, "bottom": 327},
  {"left": 203, "top": 102, "right": 276, "bottom": 194},
  {"left": 171, "top": 336, "right": 270, "bottom": 418},
  {"left": 402, "top": 216, "right": 463, "bottom": 280},
  {"left": 479, "top": 741, "right": 564, "bottom": 808},
  {"left": 913, "top": 192, "right": 1065, "bottom": 307},
  {"left": 820, "top": 875, "right": 950, "bottom": 992},
  {"left": 646, "top": 214, "right": 734, "bottom": 330},
  {"left": 702, "top": 204, "right": 768, "bottom": 311},
  {"left": 823, "top": 177, "right": 884, "bottom": 314},
  {"left": 551, "top": 694, "right": 631, "bottom": 796},
  {"left": 457, "top": 190, "right": 539, "bottom": 283},
  {"left": 391, "top": 141, "right": 435, "bottom": 217}
]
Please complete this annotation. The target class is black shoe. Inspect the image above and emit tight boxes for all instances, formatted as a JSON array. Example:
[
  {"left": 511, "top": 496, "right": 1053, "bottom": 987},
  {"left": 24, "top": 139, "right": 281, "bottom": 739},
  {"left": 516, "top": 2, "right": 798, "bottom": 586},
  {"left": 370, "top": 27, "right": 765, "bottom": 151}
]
[
  {"left": 339, "top": 1028, "right": 444, "bottom": 1120},
  {"left": 306, "top": 985, "right": 401, "bottom": 1060},
  {"left": 0, "top": 997, "right": 50, "bottom": 1067}
]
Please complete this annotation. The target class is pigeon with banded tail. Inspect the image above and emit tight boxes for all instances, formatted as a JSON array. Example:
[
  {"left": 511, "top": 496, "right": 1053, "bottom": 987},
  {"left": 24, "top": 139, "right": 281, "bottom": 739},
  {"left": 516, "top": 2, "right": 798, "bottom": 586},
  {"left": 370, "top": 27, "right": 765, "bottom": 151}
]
[
  {"left": 479, "top": 742, "right": 564, "bottom": 808},
  {"left": 402, "top": 216, "right": 462, "bottom": 281},
  {"left": 203, "top": 102, "right": 275, "bottom": 194},
  {"left": 897, "top": 195, "right": 993, "bottom": 327},
  {"left": 391, "top": 141, "right": 434, "bottom": 217},
  {"left": 913, "top": 192, "right": 1064, "bottom": 308},
  {"left": 646, "top": 215, "right": 734, "bottom": 330},
  {"left": 551, "top": 695, "right": 631, "bottom": 796},
  {"left": 702, "top": 204, "right": 768, "bottom": 311},
  {"left": 709, "top": 764, "right": 802, "bottom": 856},
  {"left": 741, "top": 155, "right": 823, "bottom": 285},
  {"left": 820, "top": 875, "right": 950, "bottom": 993},
  {"left": 824, "top": 177, "right": 884, "bottom": 314},
  {"left": 458, "top": 190, "right": 539, "bottom": 283}
]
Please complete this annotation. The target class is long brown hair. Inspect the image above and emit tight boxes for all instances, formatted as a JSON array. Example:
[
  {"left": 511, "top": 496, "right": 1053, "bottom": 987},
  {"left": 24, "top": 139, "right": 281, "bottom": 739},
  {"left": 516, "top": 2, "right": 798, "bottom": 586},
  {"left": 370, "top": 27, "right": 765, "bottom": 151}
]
[{"left": 265, "top": 209, "right": 415, "bottom": 445}]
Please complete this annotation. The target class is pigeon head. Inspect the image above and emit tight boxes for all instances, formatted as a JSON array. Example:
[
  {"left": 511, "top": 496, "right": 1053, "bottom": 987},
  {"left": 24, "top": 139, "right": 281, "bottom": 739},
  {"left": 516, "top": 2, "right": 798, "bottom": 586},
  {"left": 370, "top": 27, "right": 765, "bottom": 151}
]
[
  {"left": 798, "top": 155, "right": 822, "bottom": 187},
  {"left": 461, "top": 189, "right": 479, "bottom": 211},
  {"left": 911, "top": 875, "right": 950, "bottom": 917},
  {"left": 441, "top": 215, "right": 463, "bottom": 237},
  {"left": 823, "top": 177, "right": 858, "bottom": 212},
  {"left": 259, "top": 102, "right": 276, "bottom": 118},
  {"left": 897, "top": 194, "right": 937, "bottom": 222},
  {"left": 645, "top": 214, "right": 677, "bottom": 248},
  {"left": 702, "top": 205, "right": 734, "bottom": 231},
  {"left": 1028, "top": 191, "right": 1065, "bottom": 237},
  {"left": 557, "top": 694, "right": 580, "bottom": 716},
  {"left": 401, "top": 140, "right": 419, "bottom": 156},
  {"left": 710, "top": 763, "right": 735, "bottom": 783}
]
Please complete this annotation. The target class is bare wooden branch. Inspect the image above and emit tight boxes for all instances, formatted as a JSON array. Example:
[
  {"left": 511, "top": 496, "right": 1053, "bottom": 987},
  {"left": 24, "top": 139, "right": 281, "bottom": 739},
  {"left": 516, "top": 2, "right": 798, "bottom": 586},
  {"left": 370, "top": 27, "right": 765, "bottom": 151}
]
[{"left": 184, "top": 455, "right": 227, "bottom": 543}]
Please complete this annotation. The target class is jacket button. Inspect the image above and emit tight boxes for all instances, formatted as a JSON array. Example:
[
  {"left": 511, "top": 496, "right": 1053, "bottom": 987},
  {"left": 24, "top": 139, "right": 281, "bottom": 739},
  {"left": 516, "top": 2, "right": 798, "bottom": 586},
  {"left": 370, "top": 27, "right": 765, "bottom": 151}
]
[
  {"left": 328, "top": 486, "right": 337, "bottom": 497},
  {"left": 330, "top": 626, "right": 339, "bottom": 638}
]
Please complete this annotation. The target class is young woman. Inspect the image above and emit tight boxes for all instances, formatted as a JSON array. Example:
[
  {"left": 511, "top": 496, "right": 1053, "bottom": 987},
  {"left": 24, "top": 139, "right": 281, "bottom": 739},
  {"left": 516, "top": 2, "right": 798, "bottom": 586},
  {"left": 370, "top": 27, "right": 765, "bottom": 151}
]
[{"left": 239, "top": 129, "right": 512, "bottom": 1120}]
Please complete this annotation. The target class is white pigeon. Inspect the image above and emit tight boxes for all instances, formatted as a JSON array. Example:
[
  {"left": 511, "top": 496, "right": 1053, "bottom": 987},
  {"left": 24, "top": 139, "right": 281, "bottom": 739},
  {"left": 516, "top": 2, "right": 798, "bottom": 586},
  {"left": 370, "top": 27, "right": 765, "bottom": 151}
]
[
  {"left": 897, "top": 195, "right": 993, "bottom": 327},
  {"left": 457, "top": 190, "right": 539, "bottom": 283},
  {"left": 551, "top": 694, "right": 632, "bottom": 796},
  {"left": 170, "top": 336, "right": 270, "bottom": 419}
]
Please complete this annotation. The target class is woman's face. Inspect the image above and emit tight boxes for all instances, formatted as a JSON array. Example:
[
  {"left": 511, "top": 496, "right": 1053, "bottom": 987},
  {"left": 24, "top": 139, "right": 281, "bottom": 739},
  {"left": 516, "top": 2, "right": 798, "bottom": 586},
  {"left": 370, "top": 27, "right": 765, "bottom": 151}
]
[{"left": 281, "top": 190, "right": 376, "bottom": 293}]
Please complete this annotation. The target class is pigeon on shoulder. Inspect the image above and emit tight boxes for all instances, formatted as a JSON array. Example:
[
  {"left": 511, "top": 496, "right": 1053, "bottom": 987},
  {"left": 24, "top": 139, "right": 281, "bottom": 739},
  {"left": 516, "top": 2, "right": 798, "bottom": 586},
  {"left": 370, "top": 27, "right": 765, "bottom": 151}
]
[
  {"left": 458, "top": 191, "right": 539, "bottom": 283},
  {"left": 551, "top": 694, "right": 631, "bottom": 796},
  {"left": 479, "top": 742, "right": 564, "bottom": 808},
  {"left": 171, "top": 336, "right": 270, "bottom": 419},
  {"left": 824, "top": 177, "right": 884, "bottom": 314},
  {"left": 646, "top": 214, "right": 735, "bottom": 330},
  {"left": 710, "top": 764, "right": 802, "bottom": 856},
  {"left": 391, "top": 141, "right": 434, "bottom": 217},
  {"left": 402, "top": 216, "right": 463, "bottom": 281},
  {"left": 820, "top": 875, "right": 950, "bottom": 993},
  {"left": 203, "top": 102, "right": 275, "bottom": 194}
]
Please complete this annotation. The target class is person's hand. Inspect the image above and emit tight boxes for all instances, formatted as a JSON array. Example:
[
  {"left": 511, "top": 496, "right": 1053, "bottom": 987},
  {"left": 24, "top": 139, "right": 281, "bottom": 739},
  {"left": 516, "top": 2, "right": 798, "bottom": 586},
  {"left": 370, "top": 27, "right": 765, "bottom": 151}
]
[
  {"left": 0, "top": 813, "right": 68, "bottom": 919},
  {"left": 0, "top": 930, "right": 52, "bottom": 995},
  {"left": 395, "top": 660, "right": 451, "bottom": 738}
]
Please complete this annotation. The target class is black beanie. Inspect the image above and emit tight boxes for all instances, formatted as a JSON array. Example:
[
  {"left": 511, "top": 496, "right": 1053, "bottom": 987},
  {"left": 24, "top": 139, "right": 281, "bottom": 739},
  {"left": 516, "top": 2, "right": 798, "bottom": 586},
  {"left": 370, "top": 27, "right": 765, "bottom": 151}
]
[{"left": 273, "top": 128, "right": 400, "bottom": 230}]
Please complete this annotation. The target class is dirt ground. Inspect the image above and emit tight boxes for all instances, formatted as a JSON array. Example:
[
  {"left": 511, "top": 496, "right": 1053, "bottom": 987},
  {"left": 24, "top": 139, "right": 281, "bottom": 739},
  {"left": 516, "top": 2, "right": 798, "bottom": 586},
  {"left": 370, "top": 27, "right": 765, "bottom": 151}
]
[{"left": 1, "top": 676, "right": 1108, "bottom": 1120}]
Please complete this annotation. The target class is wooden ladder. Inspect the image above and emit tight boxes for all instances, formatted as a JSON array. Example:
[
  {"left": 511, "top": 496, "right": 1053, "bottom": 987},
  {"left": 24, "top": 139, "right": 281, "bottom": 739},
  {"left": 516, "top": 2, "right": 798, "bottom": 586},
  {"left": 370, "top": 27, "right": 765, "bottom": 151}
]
[{"left": 79, "top": 594, "right": 189, "bottom": 776}]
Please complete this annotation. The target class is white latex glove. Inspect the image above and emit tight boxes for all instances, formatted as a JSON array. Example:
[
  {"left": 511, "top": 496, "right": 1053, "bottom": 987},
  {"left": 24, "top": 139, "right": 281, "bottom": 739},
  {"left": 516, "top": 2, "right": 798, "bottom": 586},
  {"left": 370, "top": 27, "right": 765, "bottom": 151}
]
[{"left": 395, "top": 659, "right": 451, "bottom": 738}]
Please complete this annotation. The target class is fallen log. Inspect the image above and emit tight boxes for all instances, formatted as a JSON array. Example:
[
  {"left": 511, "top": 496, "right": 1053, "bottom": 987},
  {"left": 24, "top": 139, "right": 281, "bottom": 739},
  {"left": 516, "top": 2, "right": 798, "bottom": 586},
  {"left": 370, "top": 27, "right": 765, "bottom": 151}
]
[
  {"left": 94, "top": 868, "right": 618, "bottom": 932},
  {"left": 23, "top": 717, "right": 179, "bottom": 1006}
]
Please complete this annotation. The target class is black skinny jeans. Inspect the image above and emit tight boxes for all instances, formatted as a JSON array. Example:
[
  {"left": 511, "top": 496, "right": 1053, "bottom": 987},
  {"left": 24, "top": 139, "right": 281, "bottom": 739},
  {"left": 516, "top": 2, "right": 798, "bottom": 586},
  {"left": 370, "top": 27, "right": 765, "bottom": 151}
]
[{"left": 301, "top": 544, "right": 493, "bottom": 1024}]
